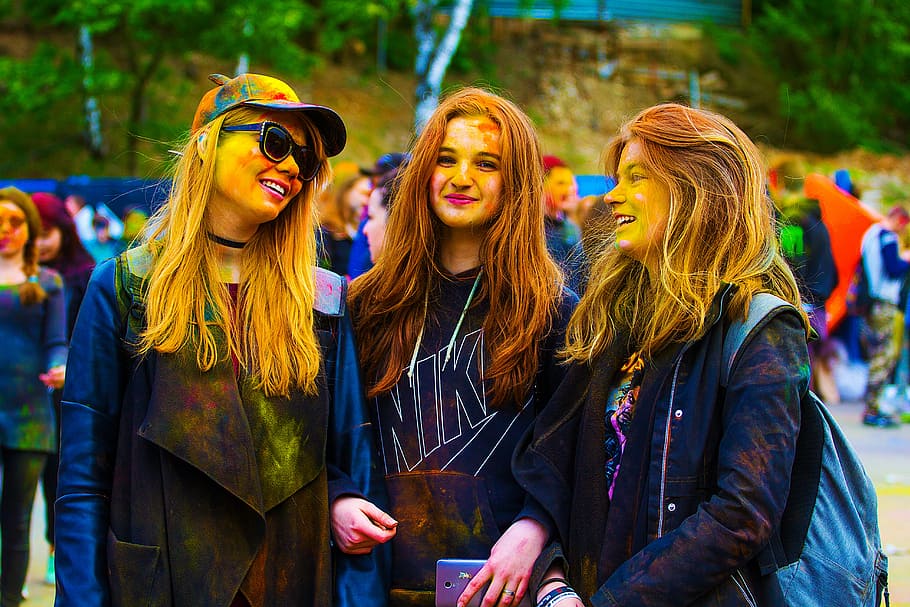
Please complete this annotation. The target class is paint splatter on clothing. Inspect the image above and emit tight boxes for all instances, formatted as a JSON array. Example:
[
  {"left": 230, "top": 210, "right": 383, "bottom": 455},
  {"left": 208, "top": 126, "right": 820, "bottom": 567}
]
[
  {"left": 605, "top": 353, "right": 643, "bottom": 500},
  {"left": 0, "top": 268, "right": 66, "bottom": 452}
]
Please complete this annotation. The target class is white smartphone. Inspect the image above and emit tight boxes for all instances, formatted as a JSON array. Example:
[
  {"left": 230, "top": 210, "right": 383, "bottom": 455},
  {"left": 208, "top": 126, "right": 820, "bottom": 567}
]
[{"left": 435, "top": 559, "right": 532, "bottom": 607}]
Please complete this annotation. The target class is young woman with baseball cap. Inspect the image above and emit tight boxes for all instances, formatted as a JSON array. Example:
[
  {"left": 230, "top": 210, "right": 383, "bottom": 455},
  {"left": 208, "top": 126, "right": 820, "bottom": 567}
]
[{"left": 55, "top": 73, "right": 356, "bottom": 607}]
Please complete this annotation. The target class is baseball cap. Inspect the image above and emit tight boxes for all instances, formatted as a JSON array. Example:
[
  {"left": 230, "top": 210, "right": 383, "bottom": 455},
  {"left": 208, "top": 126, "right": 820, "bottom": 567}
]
[
  {"left": 191, "top": 73, "right": 347, "bottom": 157},
  {"left": 360, "top": 152, "right": 411, "bottom": 178}
]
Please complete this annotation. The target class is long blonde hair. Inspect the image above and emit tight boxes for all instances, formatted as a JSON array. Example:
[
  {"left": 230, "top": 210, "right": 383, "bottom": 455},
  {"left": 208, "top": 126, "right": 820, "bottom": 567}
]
[
  {"left": 565, "top": 103, "right": 807, "bottom": 362},
  {"left": 138, "top": 107, "right": 331, "bottom": 397},
  {"left": 348, "top": 87, "right": 563, "bottom": 408}
]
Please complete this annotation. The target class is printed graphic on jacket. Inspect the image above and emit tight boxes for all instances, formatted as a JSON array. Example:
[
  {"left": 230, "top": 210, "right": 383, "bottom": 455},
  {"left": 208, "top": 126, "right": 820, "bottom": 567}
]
[{"left": 374, "top": 327, "right": 533, "bottom": 477}]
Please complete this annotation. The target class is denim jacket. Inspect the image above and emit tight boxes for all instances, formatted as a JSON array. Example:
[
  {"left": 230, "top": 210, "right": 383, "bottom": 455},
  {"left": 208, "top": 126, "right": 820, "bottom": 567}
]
[{"left": 515, "top": 285, "right": 809, "bottom": 606}]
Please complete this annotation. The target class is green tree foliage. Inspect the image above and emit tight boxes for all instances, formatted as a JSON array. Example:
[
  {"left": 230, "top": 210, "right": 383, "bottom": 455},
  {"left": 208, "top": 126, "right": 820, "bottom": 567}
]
[
  {"left": 0, "top": 0, "right": 406, "bottom": 176},
  {"left": 709, "top": 0, "right": 910, "bottom": 153}
]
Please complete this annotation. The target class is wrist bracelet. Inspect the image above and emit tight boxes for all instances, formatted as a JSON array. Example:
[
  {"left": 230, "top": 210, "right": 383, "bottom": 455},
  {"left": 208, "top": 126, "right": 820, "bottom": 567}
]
[
  {"left": 549, "top": 593, "right": 580, "bottom": 607},
  {"left": 537, "top": 577, "right": 568, "bottom": 593},
  {"left": 537, "top": 585, "right": 580, "bottom": 607}
]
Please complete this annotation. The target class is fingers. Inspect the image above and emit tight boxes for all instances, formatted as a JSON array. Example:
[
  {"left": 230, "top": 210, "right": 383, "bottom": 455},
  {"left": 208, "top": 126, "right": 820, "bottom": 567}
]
[
  {"left": 360, "top": 500, "right": 398, "bottom": 535},
  {"left": 456, "top": 562, "right": 494, "bottom": 607},
  {"left": 330, "top": 497, "right": 398, "bottom": 554}
]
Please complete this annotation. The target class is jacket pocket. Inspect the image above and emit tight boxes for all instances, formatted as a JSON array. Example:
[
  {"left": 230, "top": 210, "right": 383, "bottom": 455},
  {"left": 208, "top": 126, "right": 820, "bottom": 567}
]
[
  {"left": 385, "top": 471, "right": 500, "bottom": 591},
  {"left": 107, "top": 529, "right": 164, "bottom": 607}
]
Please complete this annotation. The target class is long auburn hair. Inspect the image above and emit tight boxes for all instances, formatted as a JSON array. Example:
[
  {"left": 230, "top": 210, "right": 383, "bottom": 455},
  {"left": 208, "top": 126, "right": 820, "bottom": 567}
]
[
  {"left": 0, "top": 187, "right": 47, "bottom": 305},
  {"left": 138, "top": 107, "right": 331, "bottom": 397},
  {"left": 348, "top": 86, "right": 563, "bottom": 408},
  {"left": 564, "top": 103, "right": 807, "bottom": 362}
]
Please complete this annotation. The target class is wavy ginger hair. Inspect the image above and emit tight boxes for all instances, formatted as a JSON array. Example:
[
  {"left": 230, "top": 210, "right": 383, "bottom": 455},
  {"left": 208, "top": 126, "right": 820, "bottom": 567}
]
[
  {"left": 565, "top": 103, "right": 807, "bottom": 362},
  {"left": 348, "top": 87, "right": 563, "bottom": 408},
  {"left": 138, "top": 107, "right": 331, "bottom": 397}
]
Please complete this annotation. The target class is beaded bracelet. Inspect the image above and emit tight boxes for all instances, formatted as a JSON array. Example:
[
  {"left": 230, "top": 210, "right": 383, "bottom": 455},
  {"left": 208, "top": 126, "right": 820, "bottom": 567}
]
[{"left": 536, "top": 585, "right": 580, "bottom": 607}]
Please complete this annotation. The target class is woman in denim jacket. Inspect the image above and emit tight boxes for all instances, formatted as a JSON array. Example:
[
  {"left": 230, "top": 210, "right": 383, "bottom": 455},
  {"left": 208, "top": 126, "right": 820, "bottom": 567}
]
[
  {"left": 514, "top": 104, "right": 811, "bottom": 607},
  {"left": 55, "top": 73, "right": 353, "bottom": 607}
]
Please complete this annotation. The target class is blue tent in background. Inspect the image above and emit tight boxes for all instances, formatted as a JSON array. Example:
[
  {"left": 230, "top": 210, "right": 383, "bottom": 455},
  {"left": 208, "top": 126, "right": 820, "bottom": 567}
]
[
  {"left": 0, "top": 176, "right": 170, "bottom": 217},
  {"left": 577, "top": 174, "right": 615, "bottom": 197}
]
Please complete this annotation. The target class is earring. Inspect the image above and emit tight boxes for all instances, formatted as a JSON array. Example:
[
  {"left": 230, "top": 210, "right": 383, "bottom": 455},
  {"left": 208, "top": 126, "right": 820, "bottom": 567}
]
[{"left": 196, "top": 130, "right": 208, "bottom": 158}]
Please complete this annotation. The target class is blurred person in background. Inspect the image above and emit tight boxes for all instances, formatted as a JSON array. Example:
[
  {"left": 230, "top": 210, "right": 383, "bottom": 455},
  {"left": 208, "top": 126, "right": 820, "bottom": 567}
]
[
  {"left": 769, "top": 157, "right": 839, "bottom": 403},
  {"left": 63, "top": 194, "right": 124, "bottom": 246},
  {"left": 83, "top": 213, "right": 126, "bottom": 263},
  {"left": 120, "top": 205, "right": 151, "bottom": 244},
  {"left": 346, "top": 152, "right": 410, "bottom": 281},
  {"left": 0, "top": 187, "right": 67, "bottom": 607},
  {"left": 858, "top": 204, "right": 910, "bottom": 427},
  {"left": 318, "top": 163, "right": 372, "bottom": 276},
  {"left": 361, "top": 168, "right": 402, "bottom": 264},
  {"left": 543, "top": 155, "right": 583, "bottom": 293},
  {"left": 31, "top": 191, "right": 97, "bottom": 586}
]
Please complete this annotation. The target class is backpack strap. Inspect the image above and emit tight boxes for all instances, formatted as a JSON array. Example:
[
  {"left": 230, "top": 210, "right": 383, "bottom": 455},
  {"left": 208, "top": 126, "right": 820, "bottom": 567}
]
[
  {"left": 116, "top": 245, "right": 154, "bottom": 338},
  {"left": 720, "top": 292, "right": 793, "bottom": 387},
  {"left": 723, "top": 293, "right": 830, "bottom": 578}
]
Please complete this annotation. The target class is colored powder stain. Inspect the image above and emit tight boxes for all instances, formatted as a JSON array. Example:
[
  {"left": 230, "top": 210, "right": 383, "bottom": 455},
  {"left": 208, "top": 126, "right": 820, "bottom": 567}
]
[{"left": 475, "top": 120, "right": 498, "bottom": 134}]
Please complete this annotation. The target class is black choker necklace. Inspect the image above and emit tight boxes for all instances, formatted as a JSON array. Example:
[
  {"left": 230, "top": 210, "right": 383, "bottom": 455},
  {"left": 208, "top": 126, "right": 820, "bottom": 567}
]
[{"left": 207, "top": 233, "right": 247, "bottom": 249}]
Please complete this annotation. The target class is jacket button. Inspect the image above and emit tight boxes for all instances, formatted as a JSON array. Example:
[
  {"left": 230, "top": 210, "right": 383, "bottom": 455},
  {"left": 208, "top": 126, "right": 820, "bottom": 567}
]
[
  {"left": 674, "top": 409, "right": 683, "bottom": 419},
  {"left": 667, "top": 503, "right": 676, "bottom": 512}
]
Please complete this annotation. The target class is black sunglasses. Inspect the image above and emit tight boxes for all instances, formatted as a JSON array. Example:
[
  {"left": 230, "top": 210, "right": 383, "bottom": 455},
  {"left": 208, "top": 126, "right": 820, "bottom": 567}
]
[{"left": 221, "top": 121, "right": 321, "bottom": 182}]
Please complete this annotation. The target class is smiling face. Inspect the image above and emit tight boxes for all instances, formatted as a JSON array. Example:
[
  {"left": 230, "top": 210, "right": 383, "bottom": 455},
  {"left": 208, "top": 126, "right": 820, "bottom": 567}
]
[
  {"left": 207, "top": 110, "right": 307, "bottom": 240},
  {"left": 429, "top": 115, "right": 503, "bottom": 239},
  {"left": 0, "top": 201, "right": 29, "bottom": 261},
  {"left": 605, "top": 139, "right": 671, "bottom": 273}
]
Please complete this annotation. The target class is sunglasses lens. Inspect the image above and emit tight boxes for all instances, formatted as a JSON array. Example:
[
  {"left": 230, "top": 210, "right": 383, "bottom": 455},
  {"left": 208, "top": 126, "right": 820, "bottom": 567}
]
[
  {"left": 261, "top": 124, "right": 320, "bottom": 181},
  {"left": 261, "top": 126, "right": 292, "bottom": 163},
  {"left": 294, "top": 150, "right": 321, "bottom": 181}
]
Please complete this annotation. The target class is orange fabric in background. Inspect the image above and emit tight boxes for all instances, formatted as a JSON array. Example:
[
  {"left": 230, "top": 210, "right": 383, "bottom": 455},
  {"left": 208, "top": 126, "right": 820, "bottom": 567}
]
[{"left": 804, "top": 173, "right": 882, "bottom": 332}]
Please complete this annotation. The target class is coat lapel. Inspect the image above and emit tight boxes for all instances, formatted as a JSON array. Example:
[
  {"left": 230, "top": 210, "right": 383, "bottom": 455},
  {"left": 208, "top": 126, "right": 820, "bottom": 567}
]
[{"left": 141, "top": 349, "right": 264, "bottom": 513}]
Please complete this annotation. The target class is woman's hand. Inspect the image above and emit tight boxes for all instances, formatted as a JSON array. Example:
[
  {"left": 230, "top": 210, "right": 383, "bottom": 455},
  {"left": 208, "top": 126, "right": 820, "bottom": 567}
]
[
  {"left": 40, "top": 364, "right": 65, "bottom": 390},
  {"left": 457, "top": 517, "right": 548, "bottom": 607},
  {"left": 330, "top": 496, "right": 397, "bottom": 554}
]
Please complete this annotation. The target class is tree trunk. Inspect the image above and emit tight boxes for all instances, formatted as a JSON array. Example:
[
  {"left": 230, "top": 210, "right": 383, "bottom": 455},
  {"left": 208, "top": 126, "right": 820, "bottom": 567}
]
[
  {"left": 78, "top": 26, "right": 104, "bottom": 159},
  {"left": 413, "top": 0, "right": 475, "bottom": 132}
]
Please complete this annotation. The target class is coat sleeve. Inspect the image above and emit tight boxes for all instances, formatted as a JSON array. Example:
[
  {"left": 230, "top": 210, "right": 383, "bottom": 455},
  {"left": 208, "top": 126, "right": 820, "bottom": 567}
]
[
  {"left": 326, "top": 309, "right": 391, "bottom": 607},
  {"left": 55, "top": 259, "right": 124, "bottom": 607},
  {"left": 593, "top": 310, "right": 808, "bottom": 607},
  {"left": 42, "top": 270, "right": 68, "bottom": 370}
]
